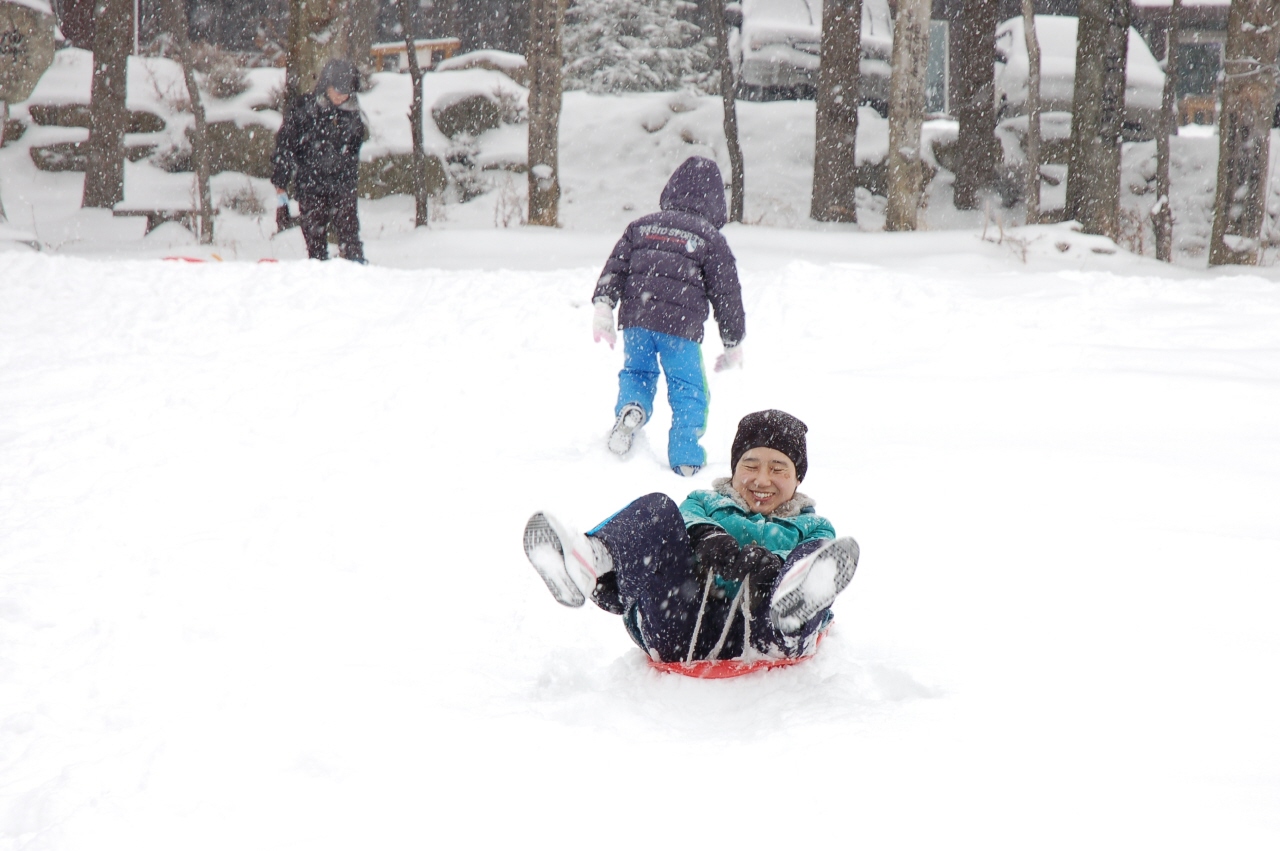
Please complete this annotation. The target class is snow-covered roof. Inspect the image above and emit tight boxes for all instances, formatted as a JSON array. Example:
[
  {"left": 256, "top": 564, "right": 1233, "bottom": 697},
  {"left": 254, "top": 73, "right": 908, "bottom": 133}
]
[{"left": 436, "top": 50, "right": 527, "bottom": 74}]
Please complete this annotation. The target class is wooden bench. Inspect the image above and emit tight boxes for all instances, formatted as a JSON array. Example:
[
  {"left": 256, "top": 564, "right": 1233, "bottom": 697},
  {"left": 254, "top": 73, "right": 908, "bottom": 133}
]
[{"left": 112, "top": 208, "right": 199, "bottom": 235}]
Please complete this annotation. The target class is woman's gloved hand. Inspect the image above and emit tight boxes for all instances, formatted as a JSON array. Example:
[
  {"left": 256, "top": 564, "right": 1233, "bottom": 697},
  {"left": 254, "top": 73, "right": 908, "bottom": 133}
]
[
  {"left": 689, "top": 525, "right": 739, "bottom": 572},
  {"left": 727, "top": 545, "right": 783, "bottom": 581}
]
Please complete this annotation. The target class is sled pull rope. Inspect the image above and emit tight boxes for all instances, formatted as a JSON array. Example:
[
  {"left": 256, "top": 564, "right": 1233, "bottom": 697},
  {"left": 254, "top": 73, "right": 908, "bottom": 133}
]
[
  {"left": 706, "top": 575, "right": 749, "bottom": 662},
  {"left": 686, "top": 570, "right": 716, "bottom": 663}
]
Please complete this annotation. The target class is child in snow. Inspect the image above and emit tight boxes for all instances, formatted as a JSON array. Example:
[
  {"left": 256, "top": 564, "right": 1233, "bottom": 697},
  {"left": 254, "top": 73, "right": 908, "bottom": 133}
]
[
  {"left": 271, "top": 58, "right": 368, "bottom": 264},
  {"left": 522, "top": 410, "right": 859, "bottom": 664},
  {"left": 591, "top": 156, "right": 746, "bottom": 477}
]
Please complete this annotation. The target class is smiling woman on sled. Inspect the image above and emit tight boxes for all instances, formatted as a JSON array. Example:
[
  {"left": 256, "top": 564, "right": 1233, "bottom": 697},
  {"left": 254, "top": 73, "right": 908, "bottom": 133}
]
[{"left": 522, "top": 410, "right": 860, "bottom": 678}]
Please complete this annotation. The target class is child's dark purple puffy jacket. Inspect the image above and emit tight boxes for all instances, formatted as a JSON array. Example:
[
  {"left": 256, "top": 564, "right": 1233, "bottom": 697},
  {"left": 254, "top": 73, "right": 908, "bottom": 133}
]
[{"left": 592, "top": 157, "right": 746, "bottom": 347}]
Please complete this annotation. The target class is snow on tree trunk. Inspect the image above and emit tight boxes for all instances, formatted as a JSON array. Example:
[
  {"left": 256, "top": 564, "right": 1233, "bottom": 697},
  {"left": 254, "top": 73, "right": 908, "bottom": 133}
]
[
  {"left": 811, "top": 0, "right": 862, "bottom": 223},
  {"left": 885, "top": 0, "right": 932, "bottom": 232},
  {"left": 951, "top": 0, "right": 998, "bottom": 211},
  {"left": 82, "top": 0, "right": 133, "bottom": 209},
  {"left": 1208, "top": 0, "right": 1280, "bottom": 267},
  {"left": 527, "top": 0, "right": 563, "bottom": 227},
  {"left": 563, "top": 0, "right": 714, "bottom": 93},
  {"left": 1021, "top": 0, "right": 1042, "bottom": 224},
  {"left": 396, "top": 0, "right": 430, "bottom": 227},
  {"left": 1065, "top": 0, "right": 1129, "bottom": 239},
  {"left": 160, "top": 0, "right": 214, "bottom": 244},
  {"left": 1153, "top": 0, "right": 1181, "bottom": 263},
  {"left": 706, "top": 0, "right": 744, "bottom": 223}
]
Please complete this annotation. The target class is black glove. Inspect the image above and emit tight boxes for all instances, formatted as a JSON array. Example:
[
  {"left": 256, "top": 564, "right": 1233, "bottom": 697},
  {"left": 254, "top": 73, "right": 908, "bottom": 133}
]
[
  {"left": 726, "top": 545, "right": 783, "bottom": 582},
  {"left": 275, "top": 205, "right": 296, "bottom": 232},
  {"left": 689, "top": 524, "right": 739, "bottom": 573}
]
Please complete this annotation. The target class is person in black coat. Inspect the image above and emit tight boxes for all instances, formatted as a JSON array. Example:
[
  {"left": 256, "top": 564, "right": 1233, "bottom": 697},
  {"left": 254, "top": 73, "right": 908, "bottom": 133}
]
[
  {"left": 271, "top": 59, "right": 367, "bottom": 263},
  {"left": 591, "top": 156, "right": 747, "bottom": 476}
]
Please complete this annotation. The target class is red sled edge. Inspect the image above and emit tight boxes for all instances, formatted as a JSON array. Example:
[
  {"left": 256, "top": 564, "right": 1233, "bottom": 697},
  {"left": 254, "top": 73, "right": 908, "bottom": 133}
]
[
  {"left": 647, "top": 633, "right": 826, "bottom": 679},
  {"left": 648, "top": 654, "right": 812, "bottom": 679}
]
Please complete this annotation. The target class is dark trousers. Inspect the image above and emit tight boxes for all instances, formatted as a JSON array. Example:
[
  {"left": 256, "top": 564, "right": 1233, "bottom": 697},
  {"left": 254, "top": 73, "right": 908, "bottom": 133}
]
[
  {"left": 589, "top": 493, "right": 829, "bottom": 662},
  {"left": 298, "top": 191, "right": 364, "bottom": 261}
]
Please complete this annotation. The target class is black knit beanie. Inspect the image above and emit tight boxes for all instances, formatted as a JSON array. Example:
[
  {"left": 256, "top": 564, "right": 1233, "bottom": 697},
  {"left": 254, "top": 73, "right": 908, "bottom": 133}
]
[{"left": 730, "top": 409, "right": 809, "bottom": 482}]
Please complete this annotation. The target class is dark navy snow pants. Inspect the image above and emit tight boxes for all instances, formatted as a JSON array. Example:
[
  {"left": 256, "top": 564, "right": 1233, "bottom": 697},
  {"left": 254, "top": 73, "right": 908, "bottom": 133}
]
[
  {"left": 299, "top": 190, "right": 364, "bottom": 261},
  {"left": 588, "top": 493, "right": 829, "bottom": 662}
]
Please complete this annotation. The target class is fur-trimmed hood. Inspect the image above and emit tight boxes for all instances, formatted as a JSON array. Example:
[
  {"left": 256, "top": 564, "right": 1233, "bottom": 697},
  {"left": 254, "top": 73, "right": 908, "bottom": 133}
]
[
  {"left": 680, "top": 482, "right": 836, "bottom": 559},
  {"left": 711, "top": 477, "right": 816, "bottom": 518}
]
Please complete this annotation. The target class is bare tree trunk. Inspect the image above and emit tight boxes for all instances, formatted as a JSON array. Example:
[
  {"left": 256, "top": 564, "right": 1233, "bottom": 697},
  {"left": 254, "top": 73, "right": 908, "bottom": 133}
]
[
  {"left": 885, "top": 0, "right": 933, "bottom": 232},
  {"left": 396, "top": 0, "right": 430, "bottom": 227},
  {"left": 1020, "top": 0, "right": 1042, "bottom": 224},
  {"left": 337, "top": 0, "right": 378, "bottom": 69},
  {"left": 0, "top": 1, "right": 55, "bottom": 224},
  {"left": 527, "top": 0, "right": 563, "bottom": 227},
  {"left": 1152, "top": 0, "right": 1181, "bottom": 262},
  {"left": 1065, "top": 0, "right": 1129, "bottom": 238},
  {"left": 952, "top": 0, "right": 998, "bottom": 210},
  {"left": 158, "top": 0, "right": 213, "bottom": 243},
  {"left": 706, "top": 0, "right": 745, "bottom": 223},
  {"left": 1208, "top": 0, "right": 1280, "bottom": 267},
  {"left": 0, "top": 100, "right": 7, "bottom": 223},
  {"left": 287, "top": 0, "right": 339, "bottom": 100},
  {"left": 82, "top": 0, "right": 133, "bottom": 209},
  {"left": 811, "top": 0, "right": 861, "bottom": 223}
]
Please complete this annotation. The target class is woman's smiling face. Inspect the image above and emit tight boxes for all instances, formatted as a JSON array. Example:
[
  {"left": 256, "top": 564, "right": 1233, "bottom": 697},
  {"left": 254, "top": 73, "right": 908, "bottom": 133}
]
[{"left": 731, "top": 447, "right": 798, "bottom": 515}]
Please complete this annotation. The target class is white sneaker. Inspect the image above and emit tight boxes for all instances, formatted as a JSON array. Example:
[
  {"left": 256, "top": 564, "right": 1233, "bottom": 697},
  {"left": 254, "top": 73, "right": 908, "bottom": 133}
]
[
  {"left": 769, "top": 537, "right": 860, "bottom": 635},
  {"left": 607, "top": 404, "right": 646, "bottom": 455},
  {"left": 522, "top": 512, "right": 599, "bottom": 607}
]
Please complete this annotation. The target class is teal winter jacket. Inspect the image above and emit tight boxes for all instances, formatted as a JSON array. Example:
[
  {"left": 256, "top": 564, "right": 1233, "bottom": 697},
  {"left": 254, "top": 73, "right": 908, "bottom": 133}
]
[{"left": 679, "top": 478, "right": 836, "bottom": 558}]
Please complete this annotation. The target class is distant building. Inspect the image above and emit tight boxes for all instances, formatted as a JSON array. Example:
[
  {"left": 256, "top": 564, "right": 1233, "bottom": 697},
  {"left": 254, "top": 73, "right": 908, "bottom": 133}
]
[{"left": 1130, "top": 0, "right": 1232, "bottom": 126}]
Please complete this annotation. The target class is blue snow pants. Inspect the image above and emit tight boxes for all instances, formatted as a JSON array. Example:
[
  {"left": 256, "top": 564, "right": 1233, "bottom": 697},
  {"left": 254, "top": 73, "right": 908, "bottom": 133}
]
[
  {"left": 616, "top": 328, "right": 709, "bottom": 470},
  {"left": 588, "top": 493, "right": 831, "bottom": 662}
]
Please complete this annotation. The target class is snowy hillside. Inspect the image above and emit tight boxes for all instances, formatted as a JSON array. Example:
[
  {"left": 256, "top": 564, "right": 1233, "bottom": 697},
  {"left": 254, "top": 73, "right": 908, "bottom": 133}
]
[
  {"left": 3, "top": 223, "right": 1280, "bottom": 848},
  {"left": 1, "top": 49, "right": 1279, "bottom": 851}
]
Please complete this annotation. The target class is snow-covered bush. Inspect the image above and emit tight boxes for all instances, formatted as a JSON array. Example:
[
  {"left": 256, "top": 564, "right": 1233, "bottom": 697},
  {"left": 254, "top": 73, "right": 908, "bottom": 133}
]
[
  {"left": 564, "top": 0, "right": 716, "bottom": 94},
  {"left": 445, "top": 135, "right": 487, "bottom": 202},
  {"left": 218, "top": 182, "right": 267, "bottom": 216},
  {"left": 432, "top": 92, "right": 502, "bottom": 139},
  {"left": 191, "top": 46, "right": 250, "bottom": 100}
]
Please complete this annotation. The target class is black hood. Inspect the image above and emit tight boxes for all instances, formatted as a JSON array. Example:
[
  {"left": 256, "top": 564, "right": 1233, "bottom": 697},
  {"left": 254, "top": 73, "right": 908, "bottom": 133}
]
[
  {"left": 314, "top": 58, "right": 359, "bottom": 96},
  {"left": 659, "top": 156, "right": 728, "bottom": 229}
]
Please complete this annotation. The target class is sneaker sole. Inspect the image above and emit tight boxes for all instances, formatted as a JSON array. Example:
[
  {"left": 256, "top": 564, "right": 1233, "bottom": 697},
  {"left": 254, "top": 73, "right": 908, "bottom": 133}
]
[
  {"left": 607, "top": 407, "right": 645, "bottom": 455},
  {"left": 523, "top": 512, "right": 597, "bottom": 608},
  {"left": 770, "top": 537, "right": 860, "bottom": 635}
]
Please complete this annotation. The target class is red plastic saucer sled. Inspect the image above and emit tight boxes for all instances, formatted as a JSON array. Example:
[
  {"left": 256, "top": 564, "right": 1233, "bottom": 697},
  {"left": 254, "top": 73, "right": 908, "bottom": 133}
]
[{"left": 647, "top": 633, "right": 826, "bottom": 679}]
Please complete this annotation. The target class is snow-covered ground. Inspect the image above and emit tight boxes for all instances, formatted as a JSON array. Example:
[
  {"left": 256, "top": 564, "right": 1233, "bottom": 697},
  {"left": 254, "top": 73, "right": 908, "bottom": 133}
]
[
  {"left": 4, "top": 233, "right": 1279, "bottom": 848},
  {"left": 2, "top": 53, "right": 1280, "bottom": 851}
]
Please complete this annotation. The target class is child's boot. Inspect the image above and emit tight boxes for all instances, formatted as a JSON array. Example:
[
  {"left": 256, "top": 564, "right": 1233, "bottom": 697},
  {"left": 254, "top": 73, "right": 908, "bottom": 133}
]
[
  {"left": 523, "top": 512, "right": 612, "bottom": 607},
  {"left": 607, "top": 404, "right": 646, "bottom": 455},
  {"left": 769, "top": 537, "right": 860, "bottom": 634}
]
